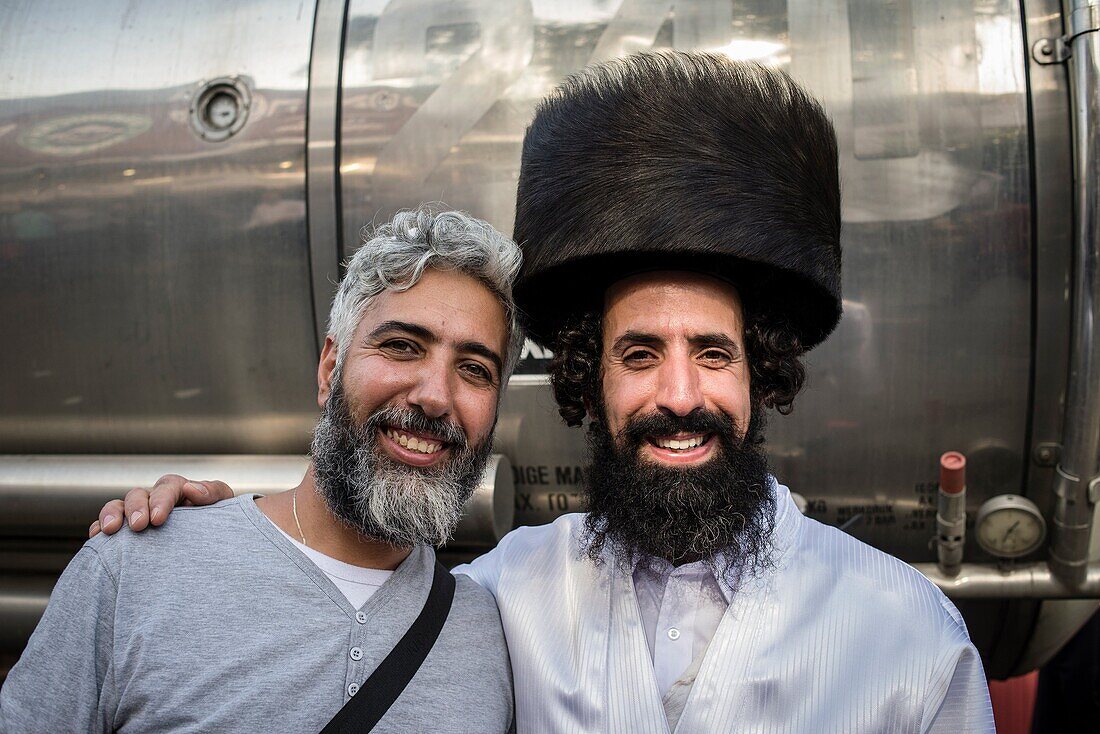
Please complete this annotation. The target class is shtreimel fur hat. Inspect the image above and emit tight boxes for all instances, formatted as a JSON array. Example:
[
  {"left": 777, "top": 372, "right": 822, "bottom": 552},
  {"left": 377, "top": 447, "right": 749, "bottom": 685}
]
[{"left": 513, "top": 51, "right": 841, "bottom": 349}]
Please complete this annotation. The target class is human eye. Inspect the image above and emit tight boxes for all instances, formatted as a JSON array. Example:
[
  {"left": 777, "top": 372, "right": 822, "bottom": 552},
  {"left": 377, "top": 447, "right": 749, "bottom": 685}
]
[
  {"left": 381, "top": 338, "right": 420, "bottom": 357},
  {"left": 622, "top": 348, "right": 657, "bottom": 366},
  {"left": 461, "top": 361, "right": 496, "bottom": 386},
  {"left": 699, "top": 348, "right": 733, "bottom": 366}
]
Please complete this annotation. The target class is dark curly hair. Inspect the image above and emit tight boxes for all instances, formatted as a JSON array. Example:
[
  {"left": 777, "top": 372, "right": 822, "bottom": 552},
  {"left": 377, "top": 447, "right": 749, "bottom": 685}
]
[{"left": 548, "top": 307, "right": 806, "bottom": 428}]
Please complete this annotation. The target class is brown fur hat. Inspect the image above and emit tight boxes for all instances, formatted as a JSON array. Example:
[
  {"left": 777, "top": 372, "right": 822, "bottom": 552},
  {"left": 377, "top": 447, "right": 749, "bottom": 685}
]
[{"left": 513, "top": 51, "right": 841, "bottom": 348}]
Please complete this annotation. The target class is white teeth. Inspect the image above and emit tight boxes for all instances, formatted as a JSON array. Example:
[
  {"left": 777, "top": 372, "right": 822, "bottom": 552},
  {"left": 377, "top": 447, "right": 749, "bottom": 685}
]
[
  {"left": 386, "top": 429, "right": 442, "bottom": 455},
  {"left": 656, "top": 436, "right": 704, "bottom": 450}
]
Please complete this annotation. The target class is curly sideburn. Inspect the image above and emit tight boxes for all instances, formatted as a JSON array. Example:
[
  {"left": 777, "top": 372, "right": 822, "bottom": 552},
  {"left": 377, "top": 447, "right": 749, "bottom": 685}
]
[{"left": 548, "top": 309, "right": 806, "bottom": 427}]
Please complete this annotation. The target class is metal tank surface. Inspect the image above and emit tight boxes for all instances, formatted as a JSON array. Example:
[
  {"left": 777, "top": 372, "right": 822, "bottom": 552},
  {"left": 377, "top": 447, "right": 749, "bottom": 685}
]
[{"left": 1, "top": 0, "right": 1099, "bottom": 681}]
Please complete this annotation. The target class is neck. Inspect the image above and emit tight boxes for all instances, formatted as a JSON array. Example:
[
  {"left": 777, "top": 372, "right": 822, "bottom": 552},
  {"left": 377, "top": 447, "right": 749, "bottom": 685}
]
[{"left": 257, "top": 464, "right": 413, "bottom": 570}]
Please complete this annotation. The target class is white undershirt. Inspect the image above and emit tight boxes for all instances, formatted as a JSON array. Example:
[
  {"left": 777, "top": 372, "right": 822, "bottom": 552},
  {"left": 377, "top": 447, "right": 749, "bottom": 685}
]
[
  {"left": 271, "top": 522, "right": 393, "bottom": 609},
  {"left": 633, "top": 557, "right": 734, "bottom": 697}
]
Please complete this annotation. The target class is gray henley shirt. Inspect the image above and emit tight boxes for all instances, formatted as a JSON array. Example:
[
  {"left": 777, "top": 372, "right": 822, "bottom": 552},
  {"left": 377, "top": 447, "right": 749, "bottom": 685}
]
[{"left": 0, "top": 496, "right": 513, "bottom": 733}]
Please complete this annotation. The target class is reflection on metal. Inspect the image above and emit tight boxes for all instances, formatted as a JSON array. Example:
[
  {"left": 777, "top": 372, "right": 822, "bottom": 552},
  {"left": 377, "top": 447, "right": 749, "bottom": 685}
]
[
  {"left": 915, "top": 562, "right": 1100, "bottom": 599},
  {"left": 0, "top": 575, "right": 54, "bottom": 653},
  {"left": 0, "top": 455, "right": 306, "bottom": 537},
  {"left": 188, "top": 77, "right": 252, "bottom": 142},
  {"left": 494, "top": 384, "right": 589, "bottom": 528},
  {"left": 306, "top": 0, "right": 348, "bottom": 350},
  {"left": 364, "top": 0, "right": 534, "bottom": 223},
  {"left": 451, "top": 454, "right": 515, "bottom": 547},
  {"left": 16, "top": 113, "right": 152, "bottom": 156},
  {"left": 1049, "top": 0, "right": 1100, "bottom": 584},
  {"left": 848, "top": 0, "right": 919, "bottom": 159},
  {"left": 0, "top": 0, "right": 321, "bottom": 454}
]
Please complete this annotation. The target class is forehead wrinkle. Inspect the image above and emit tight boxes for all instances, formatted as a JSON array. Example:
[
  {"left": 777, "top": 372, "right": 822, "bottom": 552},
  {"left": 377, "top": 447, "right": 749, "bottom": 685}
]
[{"left": 608, "top": 311, "right": 743, "bottom": 344}]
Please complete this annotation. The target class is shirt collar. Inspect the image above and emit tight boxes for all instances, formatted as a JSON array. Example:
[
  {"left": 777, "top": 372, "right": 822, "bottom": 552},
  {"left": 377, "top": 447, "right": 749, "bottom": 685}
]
[{"left": 631, "top": 552, "right": 739, "bottom": 605}]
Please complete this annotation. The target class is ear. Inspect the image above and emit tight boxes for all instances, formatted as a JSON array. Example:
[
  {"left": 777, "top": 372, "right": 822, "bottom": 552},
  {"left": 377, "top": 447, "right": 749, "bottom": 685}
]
[{"left": 317, "top": 336, "right": 338, "bottom": 408}]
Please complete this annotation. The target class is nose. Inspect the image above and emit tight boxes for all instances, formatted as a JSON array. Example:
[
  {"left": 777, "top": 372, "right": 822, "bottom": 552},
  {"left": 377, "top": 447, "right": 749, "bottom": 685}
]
[
  {"left": 654, "top": 352, "right": 705, "bottom": 417},
  {"left": 406, "top": 360, "right": 455, "bottom": 419}
]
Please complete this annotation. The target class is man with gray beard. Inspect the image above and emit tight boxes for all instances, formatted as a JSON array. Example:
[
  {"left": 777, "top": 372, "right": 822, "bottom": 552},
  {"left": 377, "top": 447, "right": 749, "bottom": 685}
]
[{"left": 1, "top": 207, "right": 520, "bottom": 734}]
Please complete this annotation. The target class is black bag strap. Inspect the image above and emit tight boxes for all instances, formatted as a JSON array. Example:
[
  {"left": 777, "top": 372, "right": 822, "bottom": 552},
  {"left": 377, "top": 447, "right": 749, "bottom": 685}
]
[{"left": 321, "top": 560, "right": 456, "bottom": 734}]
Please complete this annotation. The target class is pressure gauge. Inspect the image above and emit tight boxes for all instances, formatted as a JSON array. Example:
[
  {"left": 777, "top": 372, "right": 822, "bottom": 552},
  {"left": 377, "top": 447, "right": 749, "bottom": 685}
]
[{"left": 975, "top": 495, "right": 1046, "bottom": 559}]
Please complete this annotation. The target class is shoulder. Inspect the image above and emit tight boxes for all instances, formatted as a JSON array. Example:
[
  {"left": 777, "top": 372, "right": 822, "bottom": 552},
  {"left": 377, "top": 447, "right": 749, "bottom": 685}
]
[
  {"left": 443, "top": 572, "right": 509, "bottom": 674},
  {"left": 452, "top": 573, "right": 503, "bottom": 620},
  {"left": 793, "top": 514, "right": 957, "bottom": 631},
  {"left": 453, "top": 514, "right": 585, "bottom": 593},
  {"left": 86, "top": 496, "right": 257, "bottom": 568},
  {"left": 497, "top": 512, "right": 586, "bottom": 557}
]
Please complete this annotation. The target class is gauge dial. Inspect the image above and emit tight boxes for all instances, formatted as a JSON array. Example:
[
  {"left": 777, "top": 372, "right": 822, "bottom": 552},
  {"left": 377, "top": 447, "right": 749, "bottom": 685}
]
[{"left": 975, "top": 495, "right": 1046, "bottom": 559}]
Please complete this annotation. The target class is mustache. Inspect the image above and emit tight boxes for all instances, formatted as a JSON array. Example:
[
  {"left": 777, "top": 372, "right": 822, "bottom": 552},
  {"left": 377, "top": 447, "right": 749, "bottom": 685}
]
[
  {"left": 363, "top": 405, "right": 468, "bottom": 449},
  {"left": 620, "top": 408, "right": 738, "bottom": 448}
]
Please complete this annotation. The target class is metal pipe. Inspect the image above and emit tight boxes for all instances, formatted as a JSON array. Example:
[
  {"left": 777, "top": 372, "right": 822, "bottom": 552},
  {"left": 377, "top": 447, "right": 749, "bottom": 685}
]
[
  {"left": 0, "top": 454, "right": 514, "bottom": 545},
  {"left": 0, "top": 575, "right": 54, "bottom": 653},
  {"left": 914, "top": 562, "right": 1100, "bottom": 599},
  {"left": 1050, "top": 0, "right": 1100, "bottom": 584},
  {"left": 450, "top": 455, "right": 516, "bottom": 548},
  {"left": 0, "top": 455, "right": 306, "bottom": 536}
]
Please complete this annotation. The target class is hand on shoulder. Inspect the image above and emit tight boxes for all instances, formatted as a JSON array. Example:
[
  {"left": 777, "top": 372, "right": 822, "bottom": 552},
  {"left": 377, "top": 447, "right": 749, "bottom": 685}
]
[{"left": 89, "top": 474, "right": 235, "bottom": 537}]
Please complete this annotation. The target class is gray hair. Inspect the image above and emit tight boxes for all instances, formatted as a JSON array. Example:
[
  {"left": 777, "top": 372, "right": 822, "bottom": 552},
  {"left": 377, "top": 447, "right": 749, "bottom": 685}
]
[{"left": 328, "top": 206, "right": 525, "bottom": 380}]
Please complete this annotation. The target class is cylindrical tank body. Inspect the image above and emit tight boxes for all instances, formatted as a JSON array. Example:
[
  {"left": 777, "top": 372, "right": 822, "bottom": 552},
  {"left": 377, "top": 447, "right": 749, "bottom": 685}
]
[
  {"left": 0, "top": 0, "right": 1093, "bottom": 677},
  {"left": 0, "top": 0, "right": 321, "bottom": 454}
]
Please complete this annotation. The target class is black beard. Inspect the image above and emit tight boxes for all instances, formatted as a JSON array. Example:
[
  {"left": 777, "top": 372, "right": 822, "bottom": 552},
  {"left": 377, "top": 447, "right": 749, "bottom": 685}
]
[
  {"left": 311, "top": 378, "right": 492, "bottom": 548},
  {"left": 581, "top": 406, "right": 776, "bottom": 581}
]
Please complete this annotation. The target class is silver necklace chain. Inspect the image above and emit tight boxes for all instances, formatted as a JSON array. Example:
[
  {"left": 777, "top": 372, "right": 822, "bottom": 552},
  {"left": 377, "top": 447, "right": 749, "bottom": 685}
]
[{"left": 292, "top": 488, "right": 308, "bottom": 545}]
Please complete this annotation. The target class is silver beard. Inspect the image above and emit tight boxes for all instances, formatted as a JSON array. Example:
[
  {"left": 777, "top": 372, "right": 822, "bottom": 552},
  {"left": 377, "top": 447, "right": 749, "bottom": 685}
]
[{"left": 311, "top": 378, "right": 492, "bottom": 548}]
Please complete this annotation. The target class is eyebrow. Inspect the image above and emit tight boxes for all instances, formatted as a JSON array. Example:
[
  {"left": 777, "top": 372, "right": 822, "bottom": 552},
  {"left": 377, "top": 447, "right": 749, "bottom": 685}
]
[
  {"left": 610, "top": 330, "right": 743, "bottom": 358},
  {"left": 610, "top": 331, "right": 664, "bottom": 355},
  {"left": 367, "top": 320, "right": 504, "bottom": 377},
  {"left": 459, "top": 341, "right": 504, "bottom": 377},
  {"left": 688, "top": 333, "right": 743, "bottom": 358},
  {"left": 367, "top": 320, "right": 436, "bottom": 343}
]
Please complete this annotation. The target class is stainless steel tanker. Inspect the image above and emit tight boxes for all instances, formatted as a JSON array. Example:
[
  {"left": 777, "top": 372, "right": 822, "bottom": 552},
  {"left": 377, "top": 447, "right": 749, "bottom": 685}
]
[{"left": 1, "top": 0, "right": 1099, "bottom": 680}]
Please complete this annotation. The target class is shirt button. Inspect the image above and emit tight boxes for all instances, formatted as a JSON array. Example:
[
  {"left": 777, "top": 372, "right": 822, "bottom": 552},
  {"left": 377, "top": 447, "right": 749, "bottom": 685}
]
[
  {"left": 667, "top": 628, "right": 681, "bottom": 641},
  {"left": 347, "top": 683, "right": 359, "bottom": 696},
  {"left": 355, "top": 611, "right": 367, "bottom": 624},
  {"left": 350, "top": 647, "right": 363, "bottom": 661}
]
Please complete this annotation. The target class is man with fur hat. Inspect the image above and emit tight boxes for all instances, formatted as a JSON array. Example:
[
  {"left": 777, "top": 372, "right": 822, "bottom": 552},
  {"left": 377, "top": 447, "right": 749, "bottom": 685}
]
[
  {"left": 458, "top": 51, "right": 993, "bottom": 732},
  {"left": 91, "top": 52, "right": 993, "bottom": 732}
]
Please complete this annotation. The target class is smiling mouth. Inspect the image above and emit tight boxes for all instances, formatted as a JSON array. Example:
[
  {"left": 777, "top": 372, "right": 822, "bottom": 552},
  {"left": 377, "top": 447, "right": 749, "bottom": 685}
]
[
  {"left": 647, "top": 433, "right": 713, "bottom": 451},
  {"left": 382, "top": 427, "right": 448, "bottom": 455}
]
